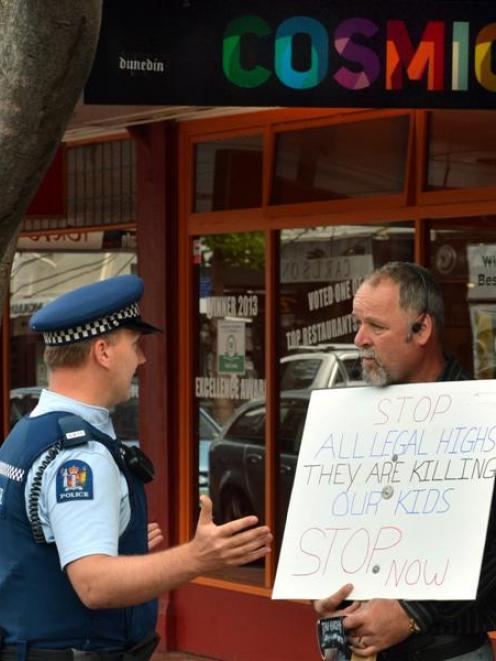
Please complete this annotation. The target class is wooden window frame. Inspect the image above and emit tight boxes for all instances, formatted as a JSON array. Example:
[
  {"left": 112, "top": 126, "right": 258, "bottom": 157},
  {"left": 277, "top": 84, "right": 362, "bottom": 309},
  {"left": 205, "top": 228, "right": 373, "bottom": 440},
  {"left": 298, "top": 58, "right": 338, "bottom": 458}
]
[
  {"left": 178, "top": 107, "right": 423, "bottom": 597},
  {"left": 416, "top": 110, "right": 496, "bottom": 206},
  {"left": 178, "top": 107, "right": 496, "bottom": 597}
]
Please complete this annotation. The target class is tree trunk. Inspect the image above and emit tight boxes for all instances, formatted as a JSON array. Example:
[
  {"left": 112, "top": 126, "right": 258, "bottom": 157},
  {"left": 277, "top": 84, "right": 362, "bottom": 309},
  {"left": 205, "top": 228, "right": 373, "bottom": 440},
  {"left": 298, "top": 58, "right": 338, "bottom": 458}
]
[{"left": 0, "top": 1, "right": 102, "bottom": 316}]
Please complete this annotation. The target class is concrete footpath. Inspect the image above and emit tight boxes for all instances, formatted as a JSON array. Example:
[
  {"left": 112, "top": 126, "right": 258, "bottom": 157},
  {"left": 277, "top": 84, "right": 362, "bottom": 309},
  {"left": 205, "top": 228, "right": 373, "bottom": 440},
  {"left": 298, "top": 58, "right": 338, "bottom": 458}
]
[
  {"left": 152, "top": 636, "right": 496, "bottom": 660},
  {"left": 152, "top": 652, "right": 217, "bottom": 661}
]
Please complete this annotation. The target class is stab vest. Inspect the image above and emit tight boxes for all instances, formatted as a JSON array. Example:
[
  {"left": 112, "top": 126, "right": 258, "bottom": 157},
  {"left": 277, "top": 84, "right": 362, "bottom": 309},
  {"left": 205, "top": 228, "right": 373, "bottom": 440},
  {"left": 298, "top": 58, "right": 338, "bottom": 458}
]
[{"left": 0, "top": 411, "right": 157, "bottom": 650}]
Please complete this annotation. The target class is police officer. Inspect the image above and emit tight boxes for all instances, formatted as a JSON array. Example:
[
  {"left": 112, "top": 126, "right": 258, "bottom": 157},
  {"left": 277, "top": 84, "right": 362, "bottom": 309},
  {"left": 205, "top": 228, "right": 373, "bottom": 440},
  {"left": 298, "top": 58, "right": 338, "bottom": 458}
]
[{"left": 0, "top": 275, "right": 272, "bottom": 660}]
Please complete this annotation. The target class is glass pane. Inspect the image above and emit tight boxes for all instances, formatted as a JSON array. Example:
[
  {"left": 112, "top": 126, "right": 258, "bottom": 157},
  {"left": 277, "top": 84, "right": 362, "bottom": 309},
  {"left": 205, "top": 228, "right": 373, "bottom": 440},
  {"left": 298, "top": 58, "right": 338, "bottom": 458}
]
[
  {"left": 194, "top": 232, "right": 265, "bottom": 586},
  {"left": 429, "top": 217, "right": 496, "bottom": 377},
  {"left": 24, "top": 140, "right": 136, "bottom": 233},
  {"left": 271, "top": 115, "right": 409, "bottom": 205},
  {"left": 194, "top": 135, "right": 263, "bottom": 212},
  {"left": 9, "top": 231, "right": 138, "bottom": 440},
  {"left": 426, "top": 110, "right": 496, "bottom": 191},
  {"left": 280, "top": 358, "right": 322, "bottom": 390},
  {"left": 276, "top": 222, "right": 414, "bottom": 548}
]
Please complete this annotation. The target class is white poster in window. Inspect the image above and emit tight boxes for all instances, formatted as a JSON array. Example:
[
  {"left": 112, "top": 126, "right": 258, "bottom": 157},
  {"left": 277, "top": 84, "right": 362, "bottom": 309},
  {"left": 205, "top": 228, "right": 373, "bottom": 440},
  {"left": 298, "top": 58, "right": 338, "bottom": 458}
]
[
  {"left": 467, "top": 244, "right": 496, "bottom": 300},
  {"left": 17, "top": 232, "right": 104, "bottom": 251},
  {"left": 217, "top": 320, "right": 246, "bottom": 375},
  {"left": 273, "top": 381, "right": 496, "bottom": 601},
  {"left": 280, "top": 254, "right": 373, "bottom": 284},
  {"left": 470, "top": 304, "right": 496, "bottom": 379}
]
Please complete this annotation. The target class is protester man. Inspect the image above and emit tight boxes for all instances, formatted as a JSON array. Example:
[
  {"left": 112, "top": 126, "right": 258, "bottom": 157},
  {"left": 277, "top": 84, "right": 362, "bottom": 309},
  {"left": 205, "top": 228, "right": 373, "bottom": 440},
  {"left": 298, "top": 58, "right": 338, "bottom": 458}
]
[
  {"left": 315, "top": 261, "right": 494, "bottom": 660},
  {"left": 0, "top": 274, "right": 272, "bottom": 660}
]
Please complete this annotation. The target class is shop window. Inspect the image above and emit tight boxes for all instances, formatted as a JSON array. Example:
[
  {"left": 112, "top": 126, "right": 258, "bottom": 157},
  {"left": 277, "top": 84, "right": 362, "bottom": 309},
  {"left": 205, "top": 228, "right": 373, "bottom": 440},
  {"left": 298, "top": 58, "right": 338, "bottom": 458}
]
[
  {"left": 280, "top": 357, "right": 322, "bottom": 390},
  {"left": 271, "top": 115, "right": 410, "bottom": 205},
  {"left": 8, "top": 230, "right": 138, "bottom": 437},
  {"left": 194, "top": 231, "right": 265, "bottom": 585},
  {"left": 194, "top": 135, "right": 263, "bottom": 212},
  {"left": 276, "top": 222, "right": 414, "bottom": 540},
  {"left": 428, "top": 217, "right": 496, "bottom": 378},
  {"left": 426, "top": 110, "right": 496, "bottom": 191},
  {"left": 22, "top": 139, "right": 136, "bottom": 233}
]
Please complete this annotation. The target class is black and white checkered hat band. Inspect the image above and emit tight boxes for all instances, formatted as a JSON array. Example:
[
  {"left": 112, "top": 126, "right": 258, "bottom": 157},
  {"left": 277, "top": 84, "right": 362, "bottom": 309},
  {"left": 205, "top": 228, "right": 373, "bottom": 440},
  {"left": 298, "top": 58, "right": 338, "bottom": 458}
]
[{"left": 43, "top": 303, "right": 141, "bottom": 346}]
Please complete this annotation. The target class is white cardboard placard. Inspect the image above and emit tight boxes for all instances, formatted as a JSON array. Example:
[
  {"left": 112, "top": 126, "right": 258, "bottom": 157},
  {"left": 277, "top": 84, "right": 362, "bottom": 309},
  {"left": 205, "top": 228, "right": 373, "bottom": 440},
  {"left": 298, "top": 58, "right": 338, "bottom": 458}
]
[{"left": 273, "top": 381, "right": 496, "bottom": 601}]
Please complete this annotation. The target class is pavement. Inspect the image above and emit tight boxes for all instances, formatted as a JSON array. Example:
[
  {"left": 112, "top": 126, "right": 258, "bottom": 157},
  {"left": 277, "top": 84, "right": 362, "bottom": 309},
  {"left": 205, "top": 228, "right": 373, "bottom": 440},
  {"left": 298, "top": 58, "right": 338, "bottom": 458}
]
[{"left": 152, "top": 652, "right": 217, "bottom": 661}]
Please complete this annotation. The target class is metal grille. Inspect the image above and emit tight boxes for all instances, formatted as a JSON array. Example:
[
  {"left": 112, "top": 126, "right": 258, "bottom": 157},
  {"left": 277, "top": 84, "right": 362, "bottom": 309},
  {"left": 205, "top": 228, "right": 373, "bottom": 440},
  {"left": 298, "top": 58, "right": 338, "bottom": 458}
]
[{"left": 22, "top": 139, "right": 136, "bottom": 232}]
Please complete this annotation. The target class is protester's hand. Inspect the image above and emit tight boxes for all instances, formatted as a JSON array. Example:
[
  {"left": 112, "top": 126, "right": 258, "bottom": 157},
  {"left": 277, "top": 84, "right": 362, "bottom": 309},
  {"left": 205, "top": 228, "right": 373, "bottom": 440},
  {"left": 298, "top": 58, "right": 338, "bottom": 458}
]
[
  {"left": 343, "top": 599, "right": 411, "bottom": 656},
  {"left": 314, "top": 583, "right": 361, "bottom": 618},
  {"left": 188, "top": 495, "right": 272, "bottom": 573},
  {"left": 147, "top": 522, "right": 164, "bottom": 551}
]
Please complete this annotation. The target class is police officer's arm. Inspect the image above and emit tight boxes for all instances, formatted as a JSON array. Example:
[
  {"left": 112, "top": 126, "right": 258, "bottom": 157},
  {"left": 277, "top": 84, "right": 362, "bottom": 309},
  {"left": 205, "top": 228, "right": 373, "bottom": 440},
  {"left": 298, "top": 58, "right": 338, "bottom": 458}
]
[{"left": 66, "top": 495, "right": 272, "bottom": 609}]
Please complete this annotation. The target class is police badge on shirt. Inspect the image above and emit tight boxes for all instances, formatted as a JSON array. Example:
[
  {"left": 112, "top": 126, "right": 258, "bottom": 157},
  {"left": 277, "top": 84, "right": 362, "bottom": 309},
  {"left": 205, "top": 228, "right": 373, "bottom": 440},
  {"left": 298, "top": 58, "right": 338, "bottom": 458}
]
[{"left": 56, "top": 460, "right": 94, "bottom": 502}]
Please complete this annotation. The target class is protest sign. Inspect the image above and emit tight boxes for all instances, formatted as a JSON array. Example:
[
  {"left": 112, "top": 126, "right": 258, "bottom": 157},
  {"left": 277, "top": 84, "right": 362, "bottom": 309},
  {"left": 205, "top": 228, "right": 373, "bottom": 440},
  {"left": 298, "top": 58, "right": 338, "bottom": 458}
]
[{"left": 273, "top": 380, "right": 496, "bottom": 600}]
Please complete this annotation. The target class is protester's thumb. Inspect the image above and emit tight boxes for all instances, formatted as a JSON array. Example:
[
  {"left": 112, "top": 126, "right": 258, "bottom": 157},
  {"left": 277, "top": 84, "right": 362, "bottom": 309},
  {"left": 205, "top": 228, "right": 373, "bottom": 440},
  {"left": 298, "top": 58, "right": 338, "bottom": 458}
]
[{"left": 198, "top": 495, "right": 213, "bottom": 525}]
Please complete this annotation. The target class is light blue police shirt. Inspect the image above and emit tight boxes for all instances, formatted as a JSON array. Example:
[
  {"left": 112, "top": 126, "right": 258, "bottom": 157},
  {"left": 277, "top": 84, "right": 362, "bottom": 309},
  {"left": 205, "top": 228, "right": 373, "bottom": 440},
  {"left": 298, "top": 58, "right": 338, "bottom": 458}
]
[{"left": 25, "top": 390, "right": 131, "bottom": 569}]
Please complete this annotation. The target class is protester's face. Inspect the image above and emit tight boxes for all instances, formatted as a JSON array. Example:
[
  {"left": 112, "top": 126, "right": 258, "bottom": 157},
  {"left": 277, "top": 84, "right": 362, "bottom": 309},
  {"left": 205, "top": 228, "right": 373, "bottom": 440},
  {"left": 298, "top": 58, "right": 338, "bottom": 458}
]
[
  {"left": 107, "top": 329, "right": 146, "bottom": 404},
  {"left": 352, "top": 279, "right": 419, "bottom": 386}
]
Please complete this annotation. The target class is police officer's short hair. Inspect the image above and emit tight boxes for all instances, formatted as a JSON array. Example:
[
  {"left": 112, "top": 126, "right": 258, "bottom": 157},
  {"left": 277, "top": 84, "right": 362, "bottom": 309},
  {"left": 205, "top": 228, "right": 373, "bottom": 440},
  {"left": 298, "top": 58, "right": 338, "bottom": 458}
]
[{"left": 44, "top": 331, "right": 119, "bottom": 370}]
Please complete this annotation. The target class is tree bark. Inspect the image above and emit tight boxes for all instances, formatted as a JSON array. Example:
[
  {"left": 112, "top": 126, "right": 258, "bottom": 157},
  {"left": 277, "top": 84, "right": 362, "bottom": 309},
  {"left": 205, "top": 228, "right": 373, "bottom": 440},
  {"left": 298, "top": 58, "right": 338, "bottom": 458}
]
[{"left": 0, "top": 1, "right": 102, "bottom": 316}]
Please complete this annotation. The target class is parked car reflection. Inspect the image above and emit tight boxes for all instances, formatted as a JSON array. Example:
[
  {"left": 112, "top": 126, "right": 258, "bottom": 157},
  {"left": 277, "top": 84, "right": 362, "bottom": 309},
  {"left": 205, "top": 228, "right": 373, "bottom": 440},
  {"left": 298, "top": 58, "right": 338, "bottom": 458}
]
[
  {"left": 280, "top": 344, "right": 363, "bottom": 390},
  {"left": 9, "top": 387, "right": 218, "bottom": 491},
  {"left": 198, "top": 407, "right": 221, "bottom": 495},
  {"left": 209, "top": 390, "right": 311, "bottom": 525},
  {"left": 9, "top": 386, "right": 142, "bottom": 445},
  {"left": 9, "top": 387, "right": 42, "bottom": 429}
]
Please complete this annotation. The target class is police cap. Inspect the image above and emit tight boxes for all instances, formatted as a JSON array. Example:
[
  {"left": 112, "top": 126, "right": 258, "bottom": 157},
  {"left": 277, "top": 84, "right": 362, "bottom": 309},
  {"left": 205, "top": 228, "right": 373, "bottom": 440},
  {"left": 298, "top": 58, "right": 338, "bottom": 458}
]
[{"left": 29, "top": 274, "right": 161, "bottom": 346}]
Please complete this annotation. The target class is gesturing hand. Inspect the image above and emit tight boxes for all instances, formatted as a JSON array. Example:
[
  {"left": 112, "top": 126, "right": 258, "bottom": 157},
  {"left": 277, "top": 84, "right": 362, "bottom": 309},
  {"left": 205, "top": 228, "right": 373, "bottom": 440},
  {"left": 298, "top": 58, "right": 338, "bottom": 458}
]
[
  {"left": 188, "top": 495, "right": 272, "bottom": 573},
  {"left": 147, "top": 522, "right": 164, "bottom": 551}
]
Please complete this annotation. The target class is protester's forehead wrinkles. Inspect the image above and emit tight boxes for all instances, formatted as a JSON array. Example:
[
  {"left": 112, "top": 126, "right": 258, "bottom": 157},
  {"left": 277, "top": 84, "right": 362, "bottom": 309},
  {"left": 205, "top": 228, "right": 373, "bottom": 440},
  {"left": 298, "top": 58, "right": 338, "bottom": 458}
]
[{"left": 353, "top": 280, "right": 401, "bottom": 314}]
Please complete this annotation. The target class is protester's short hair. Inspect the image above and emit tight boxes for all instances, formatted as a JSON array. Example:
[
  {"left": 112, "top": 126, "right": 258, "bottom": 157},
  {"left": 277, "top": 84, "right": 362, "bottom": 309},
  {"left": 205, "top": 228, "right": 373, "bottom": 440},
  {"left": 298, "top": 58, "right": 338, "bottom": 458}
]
[{"left": 366, "top": 261, "right": 444, "bottom": 330}]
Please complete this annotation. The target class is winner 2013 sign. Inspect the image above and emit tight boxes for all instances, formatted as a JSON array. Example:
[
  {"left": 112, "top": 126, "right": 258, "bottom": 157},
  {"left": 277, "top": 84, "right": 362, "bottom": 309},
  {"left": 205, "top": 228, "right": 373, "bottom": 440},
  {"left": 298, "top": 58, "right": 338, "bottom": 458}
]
[
  {"left": 85, "top": 0, "right": 496, "bottom": 109},
  {"left": 273, "top": 381, "right": 496, "bottom": 601}
]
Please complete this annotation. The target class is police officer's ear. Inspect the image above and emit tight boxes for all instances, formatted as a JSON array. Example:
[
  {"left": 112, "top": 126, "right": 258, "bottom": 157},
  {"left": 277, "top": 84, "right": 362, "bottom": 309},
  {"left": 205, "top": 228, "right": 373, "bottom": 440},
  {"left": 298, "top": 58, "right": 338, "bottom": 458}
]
[{"left": 91, "top": 334, "right": 116, "bottom": 368}]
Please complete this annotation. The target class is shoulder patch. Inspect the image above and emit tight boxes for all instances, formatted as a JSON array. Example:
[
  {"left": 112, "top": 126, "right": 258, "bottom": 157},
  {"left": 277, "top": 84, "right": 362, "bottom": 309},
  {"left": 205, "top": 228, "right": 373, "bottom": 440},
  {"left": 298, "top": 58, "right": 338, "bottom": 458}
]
[{"left": 56, "top": 460, "right": 94, "bottom": 503}]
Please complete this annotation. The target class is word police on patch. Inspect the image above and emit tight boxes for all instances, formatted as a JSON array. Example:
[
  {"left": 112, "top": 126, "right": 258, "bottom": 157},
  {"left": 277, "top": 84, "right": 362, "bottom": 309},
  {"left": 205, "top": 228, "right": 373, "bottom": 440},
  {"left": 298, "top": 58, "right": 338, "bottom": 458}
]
[{"left": 56, "top": 460, "right": 94, "bottom": 502}]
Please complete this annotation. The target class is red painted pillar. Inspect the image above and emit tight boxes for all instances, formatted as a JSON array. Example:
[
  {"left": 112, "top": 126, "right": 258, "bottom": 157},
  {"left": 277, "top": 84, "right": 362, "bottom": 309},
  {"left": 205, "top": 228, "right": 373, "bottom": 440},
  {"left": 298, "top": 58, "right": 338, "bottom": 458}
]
[{"left": 132, "top": 121, "right": 179, "bottom": 650}]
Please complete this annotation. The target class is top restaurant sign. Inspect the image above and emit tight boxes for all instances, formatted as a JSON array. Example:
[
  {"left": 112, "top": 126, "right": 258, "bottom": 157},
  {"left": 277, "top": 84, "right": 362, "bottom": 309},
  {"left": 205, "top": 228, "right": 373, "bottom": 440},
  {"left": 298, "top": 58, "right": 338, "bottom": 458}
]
[{"left": 85, "top": 0, "right": 496, "bottom": 109}]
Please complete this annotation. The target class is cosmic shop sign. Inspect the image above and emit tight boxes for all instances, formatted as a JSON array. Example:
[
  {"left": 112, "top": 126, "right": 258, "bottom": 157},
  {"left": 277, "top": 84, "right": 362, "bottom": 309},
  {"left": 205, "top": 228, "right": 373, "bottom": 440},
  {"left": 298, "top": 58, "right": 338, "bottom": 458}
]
[{"left": 85, "top": 0, "right": 496, "bottom": 109}]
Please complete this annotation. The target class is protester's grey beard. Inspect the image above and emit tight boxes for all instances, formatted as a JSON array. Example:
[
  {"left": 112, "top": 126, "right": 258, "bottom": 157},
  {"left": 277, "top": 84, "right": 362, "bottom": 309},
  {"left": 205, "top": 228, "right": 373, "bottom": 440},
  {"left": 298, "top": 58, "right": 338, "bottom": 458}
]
[{"left": 360, "top": 349, "right": 391, "bottom": 386}]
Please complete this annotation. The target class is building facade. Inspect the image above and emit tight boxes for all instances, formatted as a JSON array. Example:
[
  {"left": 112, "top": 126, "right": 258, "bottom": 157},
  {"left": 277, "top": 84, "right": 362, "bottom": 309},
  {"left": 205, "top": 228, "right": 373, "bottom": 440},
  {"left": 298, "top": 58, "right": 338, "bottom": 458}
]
[{"left": 2, "top": 106, "right": 496, "bottom": 659}]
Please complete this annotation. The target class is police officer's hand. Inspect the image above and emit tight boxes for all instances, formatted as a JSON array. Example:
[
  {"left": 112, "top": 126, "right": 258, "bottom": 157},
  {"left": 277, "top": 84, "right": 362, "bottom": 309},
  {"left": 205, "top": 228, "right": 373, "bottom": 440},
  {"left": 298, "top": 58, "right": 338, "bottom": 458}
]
[
  {"left": 147, "top": 522, "right": 164, "bottom": 551},
  {"left": 188, "top": 495, "right": 272, "bottom": 572}
]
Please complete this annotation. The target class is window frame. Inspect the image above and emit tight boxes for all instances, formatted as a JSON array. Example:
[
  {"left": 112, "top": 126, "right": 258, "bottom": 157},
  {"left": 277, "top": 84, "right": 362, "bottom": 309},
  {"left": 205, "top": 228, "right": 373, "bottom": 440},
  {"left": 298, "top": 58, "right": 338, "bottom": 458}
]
[
  {"left": 177, "top": 106, "right": 496, "bottom": 597},
  {"left": 416, "top": 111, "right": 496, "bottom": 207}
]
